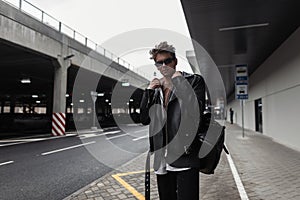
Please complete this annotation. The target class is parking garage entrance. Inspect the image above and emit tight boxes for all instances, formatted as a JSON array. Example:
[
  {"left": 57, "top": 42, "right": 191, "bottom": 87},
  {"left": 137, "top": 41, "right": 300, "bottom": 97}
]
[{"left": 0, "top": 40, "right": 143, "bottom": 139}]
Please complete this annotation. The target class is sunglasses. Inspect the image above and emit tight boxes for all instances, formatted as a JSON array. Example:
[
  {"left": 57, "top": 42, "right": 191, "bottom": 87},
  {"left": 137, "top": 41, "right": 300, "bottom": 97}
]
[{"left": 154, "top": 57, "right": 174, "bottom": 67}]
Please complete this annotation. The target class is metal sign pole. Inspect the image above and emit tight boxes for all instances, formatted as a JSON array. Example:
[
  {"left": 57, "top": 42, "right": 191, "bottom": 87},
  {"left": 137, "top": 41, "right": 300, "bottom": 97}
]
[
  {"left": 235, "top": 64, "right": 248, "bottom": 138},
  {"left": 241, "top": 100, "right": 245, "bottom": 137}
]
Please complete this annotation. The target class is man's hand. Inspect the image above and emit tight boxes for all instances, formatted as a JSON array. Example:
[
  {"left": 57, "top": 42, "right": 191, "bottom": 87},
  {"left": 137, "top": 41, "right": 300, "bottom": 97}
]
[{"left": 148, "top": 78, "right": 161, "bottom": 89}]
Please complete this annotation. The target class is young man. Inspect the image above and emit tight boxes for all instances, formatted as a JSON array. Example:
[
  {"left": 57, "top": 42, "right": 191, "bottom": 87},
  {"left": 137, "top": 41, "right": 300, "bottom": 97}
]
[{"left": 140, "top": 41, "right": 206, "bottom": 200}]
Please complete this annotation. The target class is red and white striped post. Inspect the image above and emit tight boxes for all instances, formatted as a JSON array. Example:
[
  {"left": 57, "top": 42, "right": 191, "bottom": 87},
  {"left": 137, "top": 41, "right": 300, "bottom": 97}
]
[{"left": 52, "top": 112, "right": 66, "bottom": 136}]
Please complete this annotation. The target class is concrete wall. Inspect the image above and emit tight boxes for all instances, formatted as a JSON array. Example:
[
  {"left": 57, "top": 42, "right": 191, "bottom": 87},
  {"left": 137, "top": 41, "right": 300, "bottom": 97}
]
[{"left": 228, "top": 27, "right": 300, "bottom": 151}]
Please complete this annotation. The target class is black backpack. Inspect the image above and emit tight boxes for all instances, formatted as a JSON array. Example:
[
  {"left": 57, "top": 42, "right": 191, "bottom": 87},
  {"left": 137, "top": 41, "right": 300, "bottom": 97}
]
[{"left": 198, "top": 112, "right": 229, "bottom": 174}]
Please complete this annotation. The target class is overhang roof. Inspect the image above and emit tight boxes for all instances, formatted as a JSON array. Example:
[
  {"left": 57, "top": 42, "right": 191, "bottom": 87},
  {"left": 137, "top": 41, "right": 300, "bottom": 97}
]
[{"left": 181, "top": 0, "right": 300, "bottom": 100}]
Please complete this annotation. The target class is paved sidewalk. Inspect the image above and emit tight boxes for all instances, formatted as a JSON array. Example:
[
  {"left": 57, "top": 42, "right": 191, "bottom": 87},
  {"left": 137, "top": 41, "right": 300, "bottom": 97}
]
[{"left": 65, "top": 123, "right": 300, "bottom": 200}]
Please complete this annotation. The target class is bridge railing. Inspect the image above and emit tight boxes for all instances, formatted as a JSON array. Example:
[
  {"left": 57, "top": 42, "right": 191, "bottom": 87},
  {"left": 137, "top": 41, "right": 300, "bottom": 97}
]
[{"left": 2, "top": 0, "right": 150, "bottom": 80}]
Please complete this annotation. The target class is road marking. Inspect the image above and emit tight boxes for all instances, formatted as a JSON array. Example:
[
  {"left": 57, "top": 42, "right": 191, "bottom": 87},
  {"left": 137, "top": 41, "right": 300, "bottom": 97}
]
[
  {"left": 106, "top": 133, "right": 128, "bottom": 140},
  {"left": 79, "top": 130, "right": 121, "bottom": 139},
  {"left": 134, "top": 129, "right": 148, "bottom": 133},
  {"left": 41, "top": 141, "right": 96, "bottom": 156},
  {"left": 0, "top": 161, "right": 14, "bottom": 166},
  {"left": 112, "top": 170, "right": 153, "bottom": 200},
  {"left": 104, "top": 126, "right": 118, "bottom": 130},
  {"left": 226, "top": 152, "right": 249, "bottom": 200},
  {"left": 78, "top": 133, "right": 98, "bottom": 139},
  {"left": 126, "top": 124, "right": 141, "bottom": 127},
  {"left": 133, "top": 135, "right": 148, "bottom": 141},
  {"left": 0, "top": 142, "right": 27, "bottom": 147},
  {"left": 0, "top": 134, "right": 77, "bottom": 147},
  {"left": 104, "top": 130, "right": 121, "bottom": 135},
  {"left": 1, "top": 137, "right": 59, "bottom": 142}
]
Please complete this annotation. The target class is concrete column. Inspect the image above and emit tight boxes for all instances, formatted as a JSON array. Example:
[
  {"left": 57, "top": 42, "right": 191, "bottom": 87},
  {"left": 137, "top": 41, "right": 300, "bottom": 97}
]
[
  {"left": 46, "top": 93, "right": 52, "bottom": 116},
  {"left": 52, "top": 36, "right": 71, "bottom": 136},
  {"left": 23, "top": 104, "right": 26, "bottom": 113},
  {"left": 1, "top": 100, "right": 4, "bottom": 113},
  {"left": 52, "top": 57, "right": 69, "bottom": 136},
  {"left": 10, "top": 95, "right": 15, "bottom": 114},
  {"left": 52, "top": 58, "right": 68, "bottom": 114}
]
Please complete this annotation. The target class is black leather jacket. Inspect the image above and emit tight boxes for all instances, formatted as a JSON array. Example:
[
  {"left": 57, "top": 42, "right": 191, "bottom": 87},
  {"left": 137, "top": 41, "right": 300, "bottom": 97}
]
[{"left": 140, "top": 72, "right": 205, "bottom": 169}]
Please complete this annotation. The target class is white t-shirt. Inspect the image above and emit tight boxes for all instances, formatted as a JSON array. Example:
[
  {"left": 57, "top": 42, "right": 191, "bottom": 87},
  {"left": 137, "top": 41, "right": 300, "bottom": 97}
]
[{"left": 155, "top": 148, "right": 190, "bottom": 175}]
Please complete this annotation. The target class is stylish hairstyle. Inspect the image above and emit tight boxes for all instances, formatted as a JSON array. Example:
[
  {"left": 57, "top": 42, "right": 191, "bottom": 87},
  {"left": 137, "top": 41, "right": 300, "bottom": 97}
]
[{"left": 149, "top": 41, "right": 176, "bottom": 61}]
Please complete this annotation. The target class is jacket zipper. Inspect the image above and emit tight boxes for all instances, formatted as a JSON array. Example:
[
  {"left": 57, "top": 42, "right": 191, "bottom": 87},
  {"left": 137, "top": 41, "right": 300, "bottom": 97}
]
[{"left": 165, "top": 87, "right": 174, "bottom": 156}]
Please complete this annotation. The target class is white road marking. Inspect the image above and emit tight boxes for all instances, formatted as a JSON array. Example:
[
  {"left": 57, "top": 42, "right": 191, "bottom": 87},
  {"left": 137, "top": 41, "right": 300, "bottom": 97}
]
[
  {"left": 0, "top": 142, "right": 27, "bottom": 147},
  {"left": 0, "top": 134, "right": 77, "bottom": 147},
  {"left": 126, "top": 124, "right": 140, "bottom": 127},
  {"left": 106, "top": 133, "right": 128, "bottom": 140},
  {"left": 1, "top": 138, "right": 54, "bottom": 142},
  {"left": 103, "top": 126, "right": 118, "bottom": 130},
  {"left": 103, "top": 130, "right": 121, "bottom": 135},
  {"left": 41, "top": 141, "right": 96, "bottom": 156},
  {"left": 78, "top": 133, "right": 98, "bottom": 139},
  {"left": 226, "top": 151, "right": 249, "bottom": 200},
  {"left": 134, "top": 129, "right": 148, "bottom": 133},
  {"left": 79, "top": 130, "right": 121, "bottom": 139},
  {"left": 132, "top": 135, "right": 148, "bottom": 141},
  {"left": 0, "top": 161, "right": 14, "bottom": 166},
  {"left": 5, "top": 134, "right": 50, "bottom": 140}
]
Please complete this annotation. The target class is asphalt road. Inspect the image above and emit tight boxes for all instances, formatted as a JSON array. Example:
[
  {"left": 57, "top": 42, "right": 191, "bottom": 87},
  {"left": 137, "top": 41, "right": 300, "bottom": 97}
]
[{"left": 0, "top": 124, "right": 149, "bottom": 200}]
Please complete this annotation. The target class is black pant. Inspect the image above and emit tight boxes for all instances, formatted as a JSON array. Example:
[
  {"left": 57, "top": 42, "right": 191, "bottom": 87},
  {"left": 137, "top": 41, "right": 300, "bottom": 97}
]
[{"left": 156, "top": 168, "right": 199, "bottom": 200}]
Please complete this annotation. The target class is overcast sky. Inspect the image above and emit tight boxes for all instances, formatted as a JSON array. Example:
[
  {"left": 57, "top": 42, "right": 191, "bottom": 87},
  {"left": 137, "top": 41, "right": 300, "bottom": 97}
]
[{"left": 7, "top": 0, "right": 194, "bottom": 79}]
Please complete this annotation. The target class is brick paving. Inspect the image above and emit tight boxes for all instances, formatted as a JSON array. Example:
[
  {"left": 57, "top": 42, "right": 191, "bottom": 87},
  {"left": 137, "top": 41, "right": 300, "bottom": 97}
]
[
  {"left": 65, "top": 123, "right": 300, "bottom": 200},
  {"left": 226, "top": 124, "right": 300, "bottom": 200}
]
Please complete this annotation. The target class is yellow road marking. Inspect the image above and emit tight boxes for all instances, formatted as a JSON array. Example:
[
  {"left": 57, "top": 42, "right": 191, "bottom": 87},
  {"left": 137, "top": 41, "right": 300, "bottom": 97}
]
[{"left": 112, "top": 170, "right": 154, "bottom": 200}]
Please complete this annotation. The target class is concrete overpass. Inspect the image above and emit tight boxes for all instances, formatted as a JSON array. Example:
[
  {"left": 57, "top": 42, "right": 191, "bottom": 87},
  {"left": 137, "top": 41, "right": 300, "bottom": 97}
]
[{"left": 0, "top": 0, "right": 149, "bottom": 136}]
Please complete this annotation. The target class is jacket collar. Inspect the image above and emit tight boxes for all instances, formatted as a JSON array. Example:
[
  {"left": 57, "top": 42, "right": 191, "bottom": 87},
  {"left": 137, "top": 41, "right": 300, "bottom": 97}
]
[
  {"left": 156, "top": 71, "right": 193, "bottom": 105},
  {"left": 181, "top": 71, "right": 193, "bottom": 78}
]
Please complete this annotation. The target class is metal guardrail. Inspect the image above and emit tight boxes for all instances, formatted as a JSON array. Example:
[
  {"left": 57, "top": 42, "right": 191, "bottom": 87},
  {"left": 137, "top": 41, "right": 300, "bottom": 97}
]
[{"left": 1, "top": 0, "right": 150, "bottom": 80}]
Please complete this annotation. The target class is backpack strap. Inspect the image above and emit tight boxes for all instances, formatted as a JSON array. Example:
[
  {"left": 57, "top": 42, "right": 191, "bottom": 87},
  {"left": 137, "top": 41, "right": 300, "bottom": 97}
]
[
  {"left": 145, "top": 150, "right": 151, "bottom": 200},
  {"left": 223, "top": 144, "right": 229, "bottom": 154}
]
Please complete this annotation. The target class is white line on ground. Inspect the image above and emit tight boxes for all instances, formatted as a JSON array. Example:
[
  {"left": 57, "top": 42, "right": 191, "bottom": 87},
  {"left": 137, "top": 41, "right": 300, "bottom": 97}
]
[
  {"left": 226, "top": 151, "right": 249, "bottom": 200},
  {"left": 0, "top": 142, "right": 27, "bottom": 147},
  {"left": 4, "top": 134, "right": 51, "bottom": 140},
  {"left": 126, "top": 124, "right": 141, "bottom": 127},
  {"left": 134, "top": 129, "right": 148, "bottom": 133},
  {"left": 106, "top": 133, "right": 128, "bottom": 140},
  {"left": 78, "top": 133, "right": 98, "bottom": 139},
  {"left": 41, "top": 141, "right": 96, "bottom": 156},
  {"left": 103, "top": 126, "right": 118, "bottom": 130},
  {"left": 79, "top": 130, "right": 121, "bottom": 139},
  {"left": 0, "top": 134, "right": 77, "bottom": 147},
  {"left": 103, "top": 130, "right": 121, "bottom": 135},
  {"left": 0, "top": 161, "right": 14, "bottom": 166},
  {"left": 132, "top": 135, "right": 148, "bottom": 141}
]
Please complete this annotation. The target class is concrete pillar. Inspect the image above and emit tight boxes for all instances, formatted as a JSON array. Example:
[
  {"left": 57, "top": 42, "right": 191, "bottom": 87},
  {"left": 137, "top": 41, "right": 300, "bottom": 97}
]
[
  {"left": 53, "top": 58, "right": 68, "bottom": 113},
  {"left": 51, "top": 36, "right": 71, "bottom": 136},
  {"left": 46, "top": 93, "right": 52, "bottom": 116},
  {"left": 10, "top": 95, "right": 15, "bottom": 114},
  {"left": 1, "top": 100, "right": 4, "bottom": 113}
]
